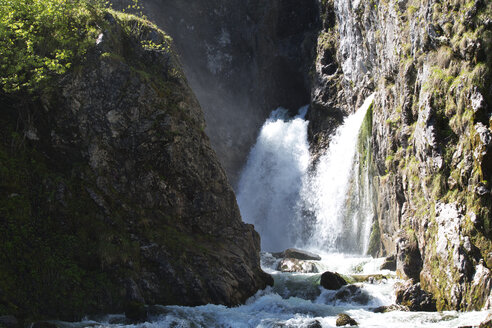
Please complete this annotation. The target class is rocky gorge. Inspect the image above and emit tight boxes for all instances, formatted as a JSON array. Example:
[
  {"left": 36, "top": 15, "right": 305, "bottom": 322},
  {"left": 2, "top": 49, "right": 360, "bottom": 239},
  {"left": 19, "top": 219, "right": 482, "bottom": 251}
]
[
  {"left": 119, "top": 0, "right": 492, "bottom": 313},
  {"left": 0, "top": 0, "right": 491, "bottom": 325}
]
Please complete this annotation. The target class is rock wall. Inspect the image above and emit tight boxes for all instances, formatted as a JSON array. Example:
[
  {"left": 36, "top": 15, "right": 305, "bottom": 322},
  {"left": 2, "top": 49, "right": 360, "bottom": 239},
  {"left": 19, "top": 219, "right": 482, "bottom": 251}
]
[
  {"left": 311, "top": 0, "right": 492, "bottom": 311},
  {"left": 0, "top": 11, "right": 270, "bottom": 320},
  {"left": 112, "top": 0, "right": 320, "bottom": 185}
]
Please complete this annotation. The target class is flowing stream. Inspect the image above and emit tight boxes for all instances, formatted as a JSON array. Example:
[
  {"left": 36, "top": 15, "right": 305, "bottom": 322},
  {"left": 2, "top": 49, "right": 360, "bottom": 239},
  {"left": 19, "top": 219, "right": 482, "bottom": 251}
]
[
  {"left": 62, "top": 96, "right": 489, "bottom": 327},
  {"left": 60, "top": 254, "right": 488, "bottom": 327}
]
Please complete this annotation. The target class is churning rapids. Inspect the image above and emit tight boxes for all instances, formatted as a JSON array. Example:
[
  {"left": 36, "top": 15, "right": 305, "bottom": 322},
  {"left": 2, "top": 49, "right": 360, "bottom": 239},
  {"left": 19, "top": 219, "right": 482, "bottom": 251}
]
[{"left": 59, "top": 96, "right": 489, "bottom": 327}]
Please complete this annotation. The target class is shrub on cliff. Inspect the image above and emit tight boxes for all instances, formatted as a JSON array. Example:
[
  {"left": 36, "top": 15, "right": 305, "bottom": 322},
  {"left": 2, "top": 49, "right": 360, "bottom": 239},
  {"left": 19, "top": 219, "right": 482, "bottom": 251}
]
[{"left": 0, "top": 0, "right": 106, "bottom": 93}]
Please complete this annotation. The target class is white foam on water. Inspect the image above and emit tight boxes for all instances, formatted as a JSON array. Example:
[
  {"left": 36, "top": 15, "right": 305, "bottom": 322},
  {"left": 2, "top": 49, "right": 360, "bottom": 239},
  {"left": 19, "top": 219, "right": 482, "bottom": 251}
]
[
  {"left": 62, "top": 254, "right": 490, "bottom": 327},
  {"left": 236, "top": 106, "right": 310, "bottom": 252},
  {"left": 299, "top": 94, "right": 375, "bottom": 252}
]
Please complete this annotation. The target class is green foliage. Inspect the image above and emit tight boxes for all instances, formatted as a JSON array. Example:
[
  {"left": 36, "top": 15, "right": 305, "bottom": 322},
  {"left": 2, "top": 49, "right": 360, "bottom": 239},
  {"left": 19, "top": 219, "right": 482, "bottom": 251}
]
[{"left": 0, "top": 0, "right": 107, "bottom": 93}]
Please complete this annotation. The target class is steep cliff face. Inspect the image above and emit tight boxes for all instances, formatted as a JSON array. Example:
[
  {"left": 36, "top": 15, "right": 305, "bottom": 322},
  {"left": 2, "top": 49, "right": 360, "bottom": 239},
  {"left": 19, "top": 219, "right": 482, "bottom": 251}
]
[
  {"left": 112, "top": 0, "right": 320, "bottom": 185},
  {"left": 0, "top": 8, "right": 270, "bottom": 320},
  {"left": 311, "top": 0, "right": 491, "bottom": 311}
]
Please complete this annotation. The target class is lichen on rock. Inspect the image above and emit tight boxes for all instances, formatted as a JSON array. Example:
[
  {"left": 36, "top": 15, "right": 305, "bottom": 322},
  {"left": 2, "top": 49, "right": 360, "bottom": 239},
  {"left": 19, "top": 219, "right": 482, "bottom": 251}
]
[{"left": 311, "top": 0, "right": 492, "bottom": 311}]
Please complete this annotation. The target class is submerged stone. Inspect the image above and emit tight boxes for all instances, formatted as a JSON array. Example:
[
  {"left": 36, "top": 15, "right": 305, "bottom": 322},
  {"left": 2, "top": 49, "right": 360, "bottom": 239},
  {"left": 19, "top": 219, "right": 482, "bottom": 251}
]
[{"left": 334, "top": 285, "right": 370, "bottom": 305}]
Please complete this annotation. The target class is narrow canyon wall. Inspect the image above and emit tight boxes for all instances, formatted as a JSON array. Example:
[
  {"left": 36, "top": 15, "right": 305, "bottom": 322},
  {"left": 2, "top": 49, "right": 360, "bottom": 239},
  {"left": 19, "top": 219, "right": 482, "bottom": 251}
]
[{"left": 311, "top": 0, "right": 492, "bottom": 311}]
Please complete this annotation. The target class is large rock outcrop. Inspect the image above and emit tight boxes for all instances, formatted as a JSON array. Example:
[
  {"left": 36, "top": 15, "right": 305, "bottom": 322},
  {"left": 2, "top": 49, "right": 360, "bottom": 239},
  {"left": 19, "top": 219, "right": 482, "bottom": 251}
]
[
  {"left": 310, "top": 0, "right": 492, "bottom": 310},
  {"left": 0, "top": 10, "right": 270, "bottom": 320}
]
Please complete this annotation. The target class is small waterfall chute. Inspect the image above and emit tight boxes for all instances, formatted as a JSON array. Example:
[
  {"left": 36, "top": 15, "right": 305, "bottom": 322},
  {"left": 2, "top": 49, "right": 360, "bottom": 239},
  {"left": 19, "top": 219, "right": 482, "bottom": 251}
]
[{"left": 238, "top": 95, "right": 375, "bottom": 254}]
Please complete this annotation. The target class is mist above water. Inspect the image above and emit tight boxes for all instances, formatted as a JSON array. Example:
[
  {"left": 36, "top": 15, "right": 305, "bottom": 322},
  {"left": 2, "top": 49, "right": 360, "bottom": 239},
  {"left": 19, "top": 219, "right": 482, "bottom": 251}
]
[{"left": 237, "top": 95, "right": 374, "bottom": 253}]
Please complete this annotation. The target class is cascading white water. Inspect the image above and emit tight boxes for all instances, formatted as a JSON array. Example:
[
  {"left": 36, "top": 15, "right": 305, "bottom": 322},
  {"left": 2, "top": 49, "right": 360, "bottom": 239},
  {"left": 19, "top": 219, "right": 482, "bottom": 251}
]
[
  {"left": 300, "top": 94, "right": 375, "bottom": 252},
  {"left": 236, "top": 106, "right": 310, "bottom": 252},
  {"left": 237, "top": 94, "right": 375, "bottom": 253}
]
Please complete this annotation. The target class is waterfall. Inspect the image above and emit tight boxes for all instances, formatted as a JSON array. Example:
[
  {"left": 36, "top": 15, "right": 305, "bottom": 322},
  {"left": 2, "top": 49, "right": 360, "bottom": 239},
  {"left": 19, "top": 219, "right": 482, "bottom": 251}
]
[
  {"left": 236, "top": 106, "right": 310, "bottom": 252},
  {"left": 300, "top": 94, "right": 375, "bottom": 253},
  {"left": 238, "top": 94, "right": 375, "bottom": 253}
]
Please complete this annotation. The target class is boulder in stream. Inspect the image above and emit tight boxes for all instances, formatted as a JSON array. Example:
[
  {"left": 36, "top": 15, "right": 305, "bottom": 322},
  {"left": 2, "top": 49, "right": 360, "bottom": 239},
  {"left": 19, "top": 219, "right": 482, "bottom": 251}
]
[
  {"left": 272, "top": 248, "right": 321, "bottom": 261},
  {"left": 336, "top": 313, "right": 358, "bottom": 326},
  {"left": 320, "top": 271, "right": 347, "bottom": 290},
  {"left": 277, "top": 258, "right": 318, "bottom": 273}
]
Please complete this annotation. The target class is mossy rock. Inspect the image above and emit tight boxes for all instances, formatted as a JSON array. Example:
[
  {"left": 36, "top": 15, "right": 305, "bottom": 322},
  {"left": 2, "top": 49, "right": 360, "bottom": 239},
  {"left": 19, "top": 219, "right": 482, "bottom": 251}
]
[{"left": 336, "top": 313, "right": 358, "bottom": 326}]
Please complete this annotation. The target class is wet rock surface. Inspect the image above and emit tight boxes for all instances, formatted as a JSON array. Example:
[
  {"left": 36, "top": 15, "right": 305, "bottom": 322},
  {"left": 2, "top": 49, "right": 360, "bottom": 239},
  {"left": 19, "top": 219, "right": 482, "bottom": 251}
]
[
  {"left": 335, "top": 313, "right": 358, "bottom": 326},
  {"left": 320, "top": 271, "right": 347, "bottom": 290},
  {"left": 480, "top": 313, "right": 492, "bottom": 328},
  {"left": 334, "top": 285, "right": 370, "bottom": 305},
  {"left": 396, "top": 231, "right": 423, "bottom": 281}
]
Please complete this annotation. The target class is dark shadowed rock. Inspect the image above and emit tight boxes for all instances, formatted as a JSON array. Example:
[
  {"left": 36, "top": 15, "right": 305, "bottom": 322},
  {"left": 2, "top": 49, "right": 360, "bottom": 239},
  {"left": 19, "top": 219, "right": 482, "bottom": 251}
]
[
  {"left": 335, "top": 285, "right": 370, "bottom": 305},
  {"left": 395, "top": 280, "right": 437, "bottom": 312},
  {"left": 124, "top": 301, "right": 148, "bottom": 322},
  {"left": 307, "top": 320, "right": 322, "bottom": 328},
  {"left": 0, "top": 316, "right": 18, "bottom": 328},
  {"left": 272, "top": 248, "right": 322, "bottom": 261},
  {"left": 0, "top": 10, "right": 271, "bottom": 319},
  {"left": 380, "top": 255, "right": 397, "bottom": 271},
  {"left": 320, "top": 271, "right": 347, "bottom": 290},
  {"left": 396, "top": 232, "right": 422, "bottom": 281},
  {"left": 31, "top": 322, "right": 58, "bottom": 328},
  {"left": 336, "top": 313, "right": 358, "bottom": 326},
  {"left": 112, "top": 0, "right": 320, "bottom": 185}
]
